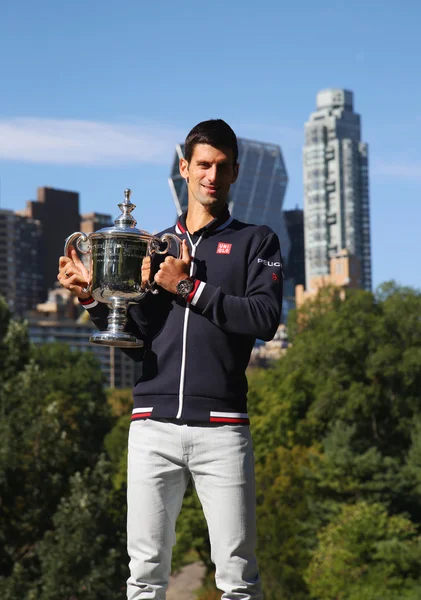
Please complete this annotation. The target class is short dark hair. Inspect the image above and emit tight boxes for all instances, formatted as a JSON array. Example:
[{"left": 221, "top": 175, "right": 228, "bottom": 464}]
[{"left": 184, "top": 119, "right": 238, "bottom": 165}]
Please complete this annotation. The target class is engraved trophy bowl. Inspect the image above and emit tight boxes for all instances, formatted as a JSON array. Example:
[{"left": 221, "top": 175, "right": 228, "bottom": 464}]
[{"left": 64, "top": 189, "right": 181, "bottom": 347}]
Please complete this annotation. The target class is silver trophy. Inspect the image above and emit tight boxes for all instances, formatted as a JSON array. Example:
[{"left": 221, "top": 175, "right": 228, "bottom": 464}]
[{"left": 64, "top": 189, "right": 181, "bottom": 348}]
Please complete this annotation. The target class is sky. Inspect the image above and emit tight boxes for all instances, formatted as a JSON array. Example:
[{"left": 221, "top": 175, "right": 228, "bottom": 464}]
[{"left": 0, "top": 0, "right": 420, "bottom": 290}]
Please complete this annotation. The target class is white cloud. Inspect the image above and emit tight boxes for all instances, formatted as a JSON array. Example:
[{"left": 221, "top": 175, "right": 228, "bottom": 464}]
[
  {"left": 0, "top": 117, "right": 184, "bottom": 166},
  {"left": 372, "top": 160, "right": 421, "bottom": 180}
]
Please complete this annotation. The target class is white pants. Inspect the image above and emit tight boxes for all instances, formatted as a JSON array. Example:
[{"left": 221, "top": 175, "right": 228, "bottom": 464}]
[{"left": 127, "top": 418, "right": 262, "bottom": 600}]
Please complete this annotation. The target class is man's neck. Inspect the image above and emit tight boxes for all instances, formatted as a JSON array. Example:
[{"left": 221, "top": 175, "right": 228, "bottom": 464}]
[{"left": 185, "top": 200, "right": 226, "bottom": 234}]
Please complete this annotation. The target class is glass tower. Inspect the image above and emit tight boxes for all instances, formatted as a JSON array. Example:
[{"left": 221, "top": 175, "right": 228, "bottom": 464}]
[{"left": 303, "top": 89, "right": 372, "bottom": 290}]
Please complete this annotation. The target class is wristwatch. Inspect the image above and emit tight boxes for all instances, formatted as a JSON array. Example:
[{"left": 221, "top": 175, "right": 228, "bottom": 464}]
[{"left": 176, "top": 277, "right": 195, "bottom": 300}]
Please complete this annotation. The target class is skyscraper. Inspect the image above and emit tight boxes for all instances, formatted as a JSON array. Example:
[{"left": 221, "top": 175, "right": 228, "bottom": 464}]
[
  {"left": 0, "top": 210, "right": 44, "bottom": 315},
  {"left": 283, "top": 208, "right": 305, "bottom": 309},
  {"left": 284, "top": 208, "right": 305, "bottom": 289},
  {"left": 18, "top": 187, "right": 80, "bottom": 299},
  {"left": 303, "top": 89, "right": 371, "bottom": 291},
  {"left": 168, "top": 138, "right": 291, "bottom": 262}
]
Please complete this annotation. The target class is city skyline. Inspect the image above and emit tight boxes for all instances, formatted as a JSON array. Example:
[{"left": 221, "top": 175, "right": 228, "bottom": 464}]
[{"left": 0, "top": 1, "right": 420, "bottom": 291}]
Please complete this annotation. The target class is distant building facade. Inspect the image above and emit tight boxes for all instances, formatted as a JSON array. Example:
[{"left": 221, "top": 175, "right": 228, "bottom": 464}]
[
  {"left": 28, "top": 287, "right": 140, "bottom": 388},
  {"left": 18, "top": 187, "right": 80, "bottom": 299},
  {"left": 80, "top": 212, "right": 113, "bottom": 234},
  {"left": 283, "top": 208, "right": 305, "bottom": 313},
  {"left": 303, "top": 89, "right": 371, "bottom": 291},
  {"left": 295, "top": 249, "right": 361, "bottom": 309},
  {"left": 0, "top": 210, "right": 44, "bottom": 315}
]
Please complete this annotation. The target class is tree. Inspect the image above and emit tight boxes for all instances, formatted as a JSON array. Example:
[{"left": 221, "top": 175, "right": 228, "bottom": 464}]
[
  {"left": 247, "top": 284, "right": 421, "bottom": 596},
  {"left": 0, "top": 301, "right": 113, "bottom": 595},
  {"left": 305, "top": 502, "right": 421, "bottom": 600},
  {"left": 255, "top": 445, "right": 322, "bottom": 600},
  {"left": 37, "top": 456, "right": 127, "bottom": 600},
  {"left": 250, "top": 284, "right": 421, "bottom": 460},
  {"left": 3, "top": 282, "right": 420, "bottom": 599}
]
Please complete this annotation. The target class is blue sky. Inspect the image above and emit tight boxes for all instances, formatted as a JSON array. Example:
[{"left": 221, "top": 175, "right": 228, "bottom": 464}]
[{"left": 0, "top": 0, "right": 420, "bottom": 290}]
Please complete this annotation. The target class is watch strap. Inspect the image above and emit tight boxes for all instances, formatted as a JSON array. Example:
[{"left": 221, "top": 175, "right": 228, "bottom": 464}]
[{"left": 176, "top": 277, "right": 195, "bottom": 299}]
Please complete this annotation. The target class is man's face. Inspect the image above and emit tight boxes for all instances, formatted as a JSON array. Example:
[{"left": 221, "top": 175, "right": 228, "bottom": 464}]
[{"left": 180, "top": 144, "right": 239, "bottom": 210}]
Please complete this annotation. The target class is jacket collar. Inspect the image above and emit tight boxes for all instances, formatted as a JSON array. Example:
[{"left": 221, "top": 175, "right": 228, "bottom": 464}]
[{"left": 175, "top": 204, "right": 233, "bottom": 236}]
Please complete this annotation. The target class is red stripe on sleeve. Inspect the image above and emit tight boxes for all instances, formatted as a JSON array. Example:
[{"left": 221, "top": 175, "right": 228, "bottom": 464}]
[
  {"left": 186, "top": 279, "right": 200, "bottom": 303},
  {"left": 79, "top": 296, "right": 95, "bottom": 305}
]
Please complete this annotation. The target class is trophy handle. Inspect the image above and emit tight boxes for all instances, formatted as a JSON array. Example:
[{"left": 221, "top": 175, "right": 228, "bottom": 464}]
[
  {"left": 64, "top": 232, "right": 91, "bottom": 293},
  {"left": 64, "top": 231, "right": 91, "bottom": 256},
  {"left": 145, "top": 233, "right": 182, "bottom": 295}
]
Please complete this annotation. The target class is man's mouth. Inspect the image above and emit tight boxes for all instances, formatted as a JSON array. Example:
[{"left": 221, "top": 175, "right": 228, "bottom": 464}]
[{"left": 203, "top": 185, "right": 218, "bottom": 193}]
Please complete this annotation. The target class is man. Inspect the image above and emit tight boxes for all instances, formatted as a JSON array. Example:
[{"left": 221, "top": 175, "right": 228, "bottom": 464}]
[{"left": 58, "top": 119, "right": 283, "bottom": 599}]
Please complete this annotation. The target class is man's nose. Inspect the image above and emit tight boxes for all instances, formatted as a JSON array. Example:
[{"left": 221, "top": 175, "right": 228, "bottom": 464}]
[{"left": 207, "top": 165, "right": 218, "bottom": 182}]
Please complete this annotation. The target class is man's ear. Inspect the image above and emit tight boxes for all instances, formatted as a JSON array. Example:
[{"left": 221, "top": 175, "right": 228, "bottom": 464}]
[
  {"left": 232, "top": 163, "right": 239, "bottom": 184},
  {"left": 179, "top": 157, "right": 189, "bottom": 181}
]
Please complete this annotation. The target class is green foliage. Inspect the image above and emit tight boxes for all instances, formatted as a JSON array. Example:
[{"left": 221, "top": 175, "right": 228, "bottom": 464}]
[
  {"left": 0, "top": 343, "right": 112, "bottom": 577},
  {"left": 305, "top": 502, "right": 421, "bottom": 600},
  {"left": 0, "top": 296, "right": 30, "bottom": 384},
  {"left": 247, "top": 283, "right": 421, "bottom": 597},
  {"left": 106, "top": 387, "right": 133, "bottom": 418},
  {"left": 37, "top": 456, "right": 127, "bottom": 600},
  {"left": 255, "top": 445, "right": 323, "bottom": 600},
  {"left": 0, "top": 299, "right": 117, "bottom": 596},
  {"left": 104, "top": 414, "right": 131, "bottom": 490},
  {"left": 251, "top": 283, "right": 421, "bottom": 456},
  {"left": 2, "top": 282, "right": 421, "bottom": 598}
]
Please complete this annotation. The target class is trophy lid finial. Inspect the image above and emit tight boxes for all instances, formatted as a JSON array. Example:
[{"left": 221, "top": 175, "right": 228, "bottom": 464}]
[{"left": 115, "top": 188, "right": 137, "bottom": 229}]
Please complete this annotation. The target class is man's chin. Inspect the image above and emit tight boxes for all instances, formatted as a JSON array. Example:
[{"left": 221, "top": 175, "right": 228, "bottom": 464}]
[{"left": 198, "top": 197, "right": 219, "bottom": 207}]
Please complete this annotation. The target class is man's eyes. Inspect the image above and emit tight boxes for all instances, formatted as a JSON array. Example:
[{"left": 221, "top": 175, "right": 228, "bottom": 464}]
[{"left": 197, "top": 163, "right": 228, "bottom": 170}]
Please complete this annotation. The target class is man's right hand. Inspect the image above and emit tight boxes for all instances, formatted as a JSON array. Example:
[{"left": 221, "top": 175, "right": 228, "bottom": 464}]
[{"left": 57, "top": 245, "right": 90, "bottom": 299}]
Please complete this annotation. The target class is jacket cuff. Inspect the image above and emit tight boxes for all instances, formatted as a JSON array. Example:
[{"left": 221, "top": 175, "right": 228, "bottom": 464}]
[
  {"left": 78, "top": 296, "right": 98, "bottom": 309},
  {"left": 189, "top": 281, "right": 215, "bottom": 309}
]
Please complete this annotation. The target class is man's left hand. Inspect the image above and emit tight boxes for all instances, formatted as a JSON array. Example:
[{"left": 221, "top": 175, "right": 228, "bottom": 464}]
[{"left": 154, "top": 240, "right": 191, "bottom": 294}]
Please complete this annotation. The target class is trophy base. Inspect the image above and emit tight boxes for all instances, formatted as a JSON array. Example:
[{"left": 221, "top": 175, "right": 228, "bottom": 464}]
[{"left": 89, "top": 331, "right": 144, "bottom": 348}]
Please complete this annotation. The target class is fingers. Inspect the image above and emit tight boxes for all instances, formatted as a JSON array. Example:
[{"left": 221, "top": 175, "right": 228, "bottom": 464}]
[
  {"left": 58, "top": 259, "right": 80, "bottom": 281},
  {"left": 141, "top": 256, "right": 151, "bottom": 286},
  {"left": 182, "top": 240, "right": 191, "bottom": 264},
  {"left": 142, "top": 257, "right": 151, "bottom": 268},
  {"left": 154, "top": 251, "right": 190, "bottom": 294},
  {"left": 158, "top": 256, "right": 180, "bottom": 271},
  {"left": 57, "top": 252, "right": 89, "bottom": 298},
  {"left": 70, "top": 246, "right": 90, "bottom": 279},
  {"left": 70, "top": 247, "right": 84, "bottom": 269},
  {"left": 153, "top": 270, "right": 163, "bottom": 286},
  {"left": 59, "top": 256, "right": 73, "bottom": 269},
  {"left": 58, "top": 269, "right": 88, "bottom": 288}
]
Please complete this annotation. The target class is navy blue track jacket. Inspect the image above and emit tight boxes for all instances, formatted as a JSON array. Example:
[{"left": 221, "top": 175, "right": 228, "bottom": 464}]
[{"left": 81, "top": 207, "right": 283, "bottom": 424}]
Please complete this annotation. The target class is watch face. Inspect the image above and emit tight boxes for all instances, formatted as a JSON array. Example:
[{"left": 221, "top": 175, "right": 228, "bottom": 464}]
[{"left": 177, "top": 278, "right": 194, "bottom": 298}]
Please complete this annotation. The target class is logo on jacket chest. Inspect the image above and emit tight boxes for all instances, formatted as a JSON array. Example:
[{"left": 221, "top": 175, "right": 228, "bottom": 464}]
[{"left": 216, "top": 242, "right": 232, "bottom": 254}]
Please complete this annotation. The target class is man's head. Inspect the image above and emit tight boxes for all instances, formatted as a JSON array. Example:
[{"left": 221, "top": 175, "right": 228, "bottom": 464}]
[
  {"left": 180, "top": 119, "right": 239, "bottom": 211},
  {"left": 184, "top": 119, "right": 239, "bottom": 166}
]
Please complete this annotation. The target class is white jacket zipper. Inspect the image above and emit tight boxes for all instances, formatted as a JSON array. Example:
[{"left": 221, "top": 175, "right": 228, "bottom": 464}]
[{"left": 177, "top": 232, "right": 203, "bottom": 419}]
